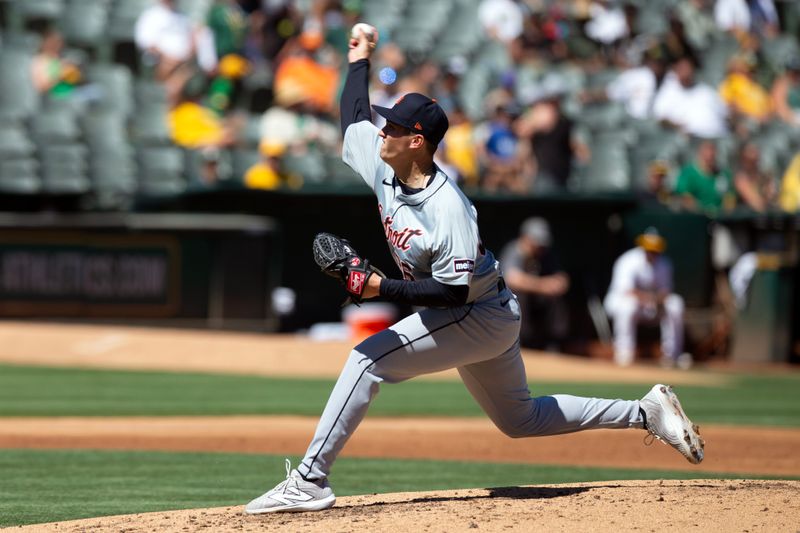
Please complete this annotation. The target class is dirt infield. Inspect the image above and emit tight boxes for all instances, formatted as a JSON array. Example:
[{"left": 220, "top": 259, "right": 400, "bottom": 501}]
[
  {"left": 17, "top": 480, "right": 800, "bottom": 533},
  {"left": 1, "top": 416, "right": 798, "bottom": 476},
  {"left": 0, "top": 321, "right": 729, "bottom": 384},
  {"left": 3, "top": 321, "right": 799, "bottom": 531}
]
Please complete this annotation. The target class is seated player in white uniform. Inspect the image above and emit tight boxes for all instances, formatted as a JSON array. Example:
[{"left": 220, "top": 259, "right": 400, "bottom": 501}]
[
  {"left": 243, "top": 24, "right": 705, "bottom": 515},
  {"left": 604, "top": 227, "right": 690, "bottom": 368}
]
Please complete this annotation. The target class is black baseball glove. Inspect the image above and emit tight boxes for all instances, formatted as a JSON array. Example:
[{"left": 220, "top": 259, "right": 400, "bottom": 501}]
[{"left": 312, "top": 232, "right": 385, "bottom": 305}]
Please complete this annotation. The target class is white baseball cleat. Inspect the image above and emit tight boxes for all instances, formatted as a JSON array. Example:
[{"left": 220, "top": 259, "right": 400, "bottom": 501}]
[
  {"left": 640, "top": 384, "right": 705, "bottom": 464},
  {"left": 244, "top": 459, "right": 336, "bottom": 514}
]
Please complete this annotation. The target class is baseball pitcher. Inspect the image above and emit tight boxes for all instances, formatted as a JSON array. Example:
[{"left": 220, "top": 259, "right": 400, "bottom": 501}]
[{"left": 244, "top": 23, "right": 704, "bottom": 514}]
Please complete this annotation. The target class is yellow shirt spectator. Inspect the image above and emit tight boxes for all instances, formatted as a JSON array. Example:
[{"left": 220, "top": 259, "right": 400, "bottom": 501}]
[
  {"left": 244, "top": 163, "right": 281, "bottom": 190},
  {"left": 718, "top": 60, "right": 772, "bottom": 121},
  {"left": 168, "top": 101, "right": 227, "bottom": 148},
  {"left": 779, "top": 152, "right": 800, "bottom": 212}
]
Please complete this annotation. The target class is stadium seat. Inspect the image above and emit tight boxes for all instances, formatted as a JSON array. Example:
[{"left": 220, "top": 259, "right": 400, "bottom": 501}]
[
  {"left": 30, "top": 107, "right": 81, "bottom": 143},
  {"left": 137, "top": 145, "right": 187, "bottom": 195},
  {"left": 0, "top": 158, "right": 41, "bottom": 194},
  {"left": 60, "top": 0, "right": 111, "bottom": 48},
  {"left": 0, "top": 49, "right": 39, "bottom": 118},
  {"left": 86, "top": 63, "right": 134, "bottom": 115},
  {"left": 39, "top": 143, "right": 91, "bottom": 194},
  {"left": 323, "top": 154, "right": 361, "bottom": 185},
  {"left": 107, "top": 0, "right": 156, "bottom": 42},
  {"left": 0, "top": 125, "right": 36, "bottom": 158},
  {"left": 283, "top": 150, "right": 326, "bottom": 184},
  {"left": 231, "top": 148, "right": 261, "bottom": 180},
  {"left": 130, "top": 106, "right": 171, "bottom": 145},
  {"left": 575, "top": 101, "right": 626, "bottom": 131},
  {"left": 432, "top": 0, "right": 482, "bottom": 62},
  {"left": 13, "top": 0, "right": 65, "bottom": 21},
  {"left": 575, "top": 131, "right": 633, "bottom": 192},
  {"left": 134, "top": 79, "right": 168, "bottom": 110},
  {"left": 81, "top": 109, "right": 130, "bottom": 149}
]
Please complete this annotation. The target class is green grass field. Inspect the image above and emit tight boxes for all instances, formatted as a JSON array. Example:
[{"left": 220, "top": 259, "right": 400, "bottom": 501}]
[
  {"left": 1, "top": 363, "right": 798, "bottom": 527},
  {"left": 0, "top": 364, "right": 798, "bottom": 426},
  {"left": 1, "top": 449, "right": 792, "bottom": 527}
]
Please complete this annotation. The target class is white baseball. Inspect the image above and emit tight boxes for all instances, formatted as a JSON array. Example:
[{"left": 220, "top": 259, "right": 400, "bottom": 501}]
[{"left": 351, "top": 23, "right": 378, "bottom": 45}]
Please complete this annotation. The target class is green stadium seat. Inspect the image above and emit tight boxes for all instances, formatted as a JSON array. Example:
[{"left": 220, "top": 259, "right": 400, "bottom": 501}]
[
  {"left": 108, "top": 0, "right": 156, "bottom": 42},
  {"left": 130, "top": 106, "right": 171, "bottom": 145},
  {"left": 60, "top": 0, "right": 111, "bottom": 47},
  {"left": 81, "top": 109, "right": 130, "bottom": 149},
  {"left": 39, "top": 143, "right": 91, "bottom": 194},
  {"left": 283, "top": 150, "right": 326, "bottom": 184},
  {"left": 86, "top": 63, "right": 134, "bottom": 115},
  {"left": 0, "top": 49, "right": 38, "bottom": 118},
  {"left": 30, "top": 108, "right": 81, "bottom": 143},
  {"left": 13, "top": 0, "right": 65, "bottom": 21},
  {"left": 137, "top": 145, "right": 186, "bottom": 195},
  {"left": 0, "top": 158, "right": 41, "bottom": 194},
  {"left": 231, "top": 148, "right": 261, "bottom": 180},
  {"left": 574, "top": 130, "right": 633, "bottom": 192},
  {"left": 0, "top": 126, "right": 36, "bottom": 157},
  {"left": 323, "top": 154, "right": 361, "bottom": 184}
]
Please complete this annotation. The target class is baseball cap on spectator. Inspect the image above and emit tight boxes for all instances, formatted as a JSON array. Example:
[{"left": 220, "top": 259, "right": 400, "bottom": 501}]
[
  {"left": 636, "top": 226, "right": 666, "bottom": 253},
  {"left": 648, "top": 160, "right": 670, "bottom": 176},
  {"left": 521, "top": 217, "right": 552, "bottom": 247},
  {"left": 372, "top": 93, "right": 450, "bottom": 146}
]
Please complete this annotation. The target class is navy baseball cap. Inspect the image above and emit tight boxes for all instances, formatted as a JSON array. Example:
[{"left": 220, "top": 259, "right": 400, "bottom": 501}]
[{"left": 372, "top": 93, "right": 449, "bottom": 146}]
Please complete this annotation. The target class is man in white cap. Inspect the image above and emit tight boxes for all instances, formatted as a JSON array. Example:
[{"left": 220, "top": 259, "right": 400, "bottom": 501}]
[
  {"left": 500, "top": 217, "right": 570, "bottom": 351},
  {"left": 604, "top": 227, "right": 689, "bottom": 368}
]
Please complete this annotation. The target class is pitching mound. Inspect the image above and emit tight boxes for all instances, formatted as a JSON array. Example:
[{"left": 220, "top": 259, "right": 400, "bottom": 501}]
[{"left": 19, "top": 480, "right": 800, "bottom": 532}]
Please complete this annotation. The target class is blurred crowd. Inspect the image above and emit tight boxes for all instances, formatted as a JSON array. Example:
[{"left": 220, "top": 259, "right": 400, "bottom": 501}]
[{"left": 6, "top": 0, "right": 800, "bottom": 215}]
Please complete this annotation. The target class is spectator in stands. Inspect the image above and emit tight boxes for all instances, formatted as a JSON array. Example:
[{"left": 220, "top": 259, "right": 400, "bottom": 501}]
[
  {"left": 258, "top": 83, "right": 339, "bottom": 157},
  {"left": 714, "top": 0, "right": 751, "bottom": 35},
  {"left": 271, "top": 36, "right": 340, "bottom": 115},
  {"left": 168, "top": 75, "right": 240, "bottom": 150},
  {"left": 478, "top": 0, "right": 524, "bottom": 44},
  {"left": 477, "top": 100, "right": 525, "bottom": 193},
  {"left": 244, "top": 140, "right": 293, "bottom": 190},
  {"left": 778, "top": 151, "right": 800, "bottom": 212},
  {"left": 718, "top": 54, "right": 773, "bottom": 128},
  {"left": 135, "top": 0, "right": 218, "bottom": 105},
  {"left": 500, "top": 217, "right": 570, "bottom": 351},
  {"left": 580, "top": 42, "right": 668, "bottom": 120},
  {"left": 604, "top": 227, "right": 689, "bottom": 368},
  {"left": 514, "top": 83, "right": 589, "bottom": 192},
  {"left": 747, "top": 0, "right": 780, "bottom": 39},
  {"left": 637, "top": 160, "right": 676, "bottom": 209},
  {"left": 662, "top": 15, "right": 701, "bottom": 66},
  {"left": 675, "top": 140, "right": 737, "bottom": 214},
  {"left": 769, "top": 59, "right": 800, "bottom": 126},
  {"left": 30, "top": 28, "right": 95, "bottom": 102},
  {"left": 207, "top": 0, "right": 248, "bottom": 58},
  {"left": 440, "top": 106, "right": 480, "bottom": 189},
  {"left": 733, "top": 142, "right": 777, "bottom": 212},
  {"left": 584, "top": 0, "right": 629, "bottom": 48},
  {"left": 653, "top": 55, "right": 729, "bottom": 139}
]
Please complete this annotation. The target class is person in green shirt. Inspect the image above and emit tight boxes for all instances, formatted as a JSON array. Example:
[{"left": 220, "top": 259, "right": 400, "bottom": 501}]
[{"left": 674, "top": 140, "right": 736, "bottom": 214}]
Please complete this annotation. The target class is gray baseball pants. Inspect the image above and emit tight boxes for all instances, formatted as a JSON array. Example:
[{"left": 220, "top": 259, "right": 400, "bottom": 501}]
[{"left": 297, "top": 287, "right": 643, "bottom": 481}]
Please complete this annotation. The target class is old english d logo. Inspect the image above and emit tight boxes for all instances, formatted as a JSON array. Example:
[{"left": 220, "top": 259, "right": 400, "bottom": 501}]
[{"left": 349, "top": 271, "right": 366, "bottom": 294}]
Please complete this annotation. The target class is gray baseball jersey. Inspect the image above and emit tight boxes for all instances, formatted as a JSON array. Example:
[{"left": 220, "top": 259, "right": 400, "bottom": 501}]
[{"left": 296, "top": 120, "right": 643, "bottom": 482}]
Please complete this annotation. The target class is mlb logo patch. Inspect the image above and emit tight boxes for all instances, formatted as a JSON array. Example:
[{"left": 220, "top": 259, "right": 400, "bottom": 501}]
[{"left": 453, "top": 259, "right": 474, "bottom": 273}]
